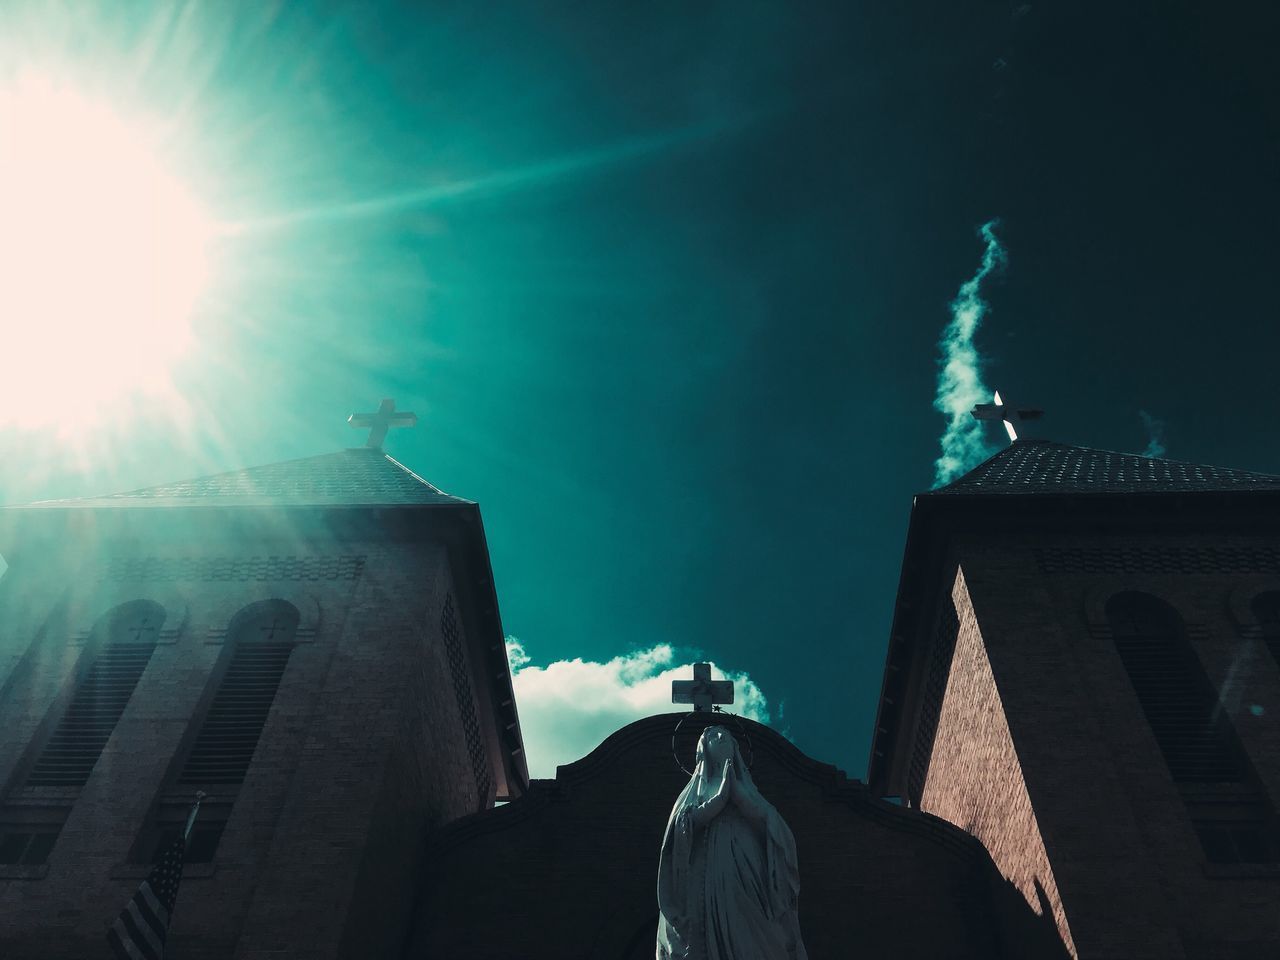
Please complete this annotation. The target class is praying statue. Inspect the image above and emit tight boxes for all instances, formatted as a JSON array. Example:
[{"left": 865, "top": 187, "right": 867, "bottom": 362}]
[{"left": 656, "top": 725, "right": 809, "bottom": 960}]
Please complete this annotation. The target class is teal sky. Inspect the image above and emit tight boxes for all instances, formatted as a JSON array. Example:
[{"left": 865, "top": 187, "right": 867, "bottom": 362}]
[{"left": 2, "top": 2, "right": 1279, "bottom": 779}]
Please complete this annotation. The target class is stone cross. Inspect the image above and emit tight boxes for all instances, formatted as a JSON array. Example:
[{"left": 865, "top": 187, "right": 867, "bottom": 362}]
[
  {"left": 672, "top": 662, "right": 734, "bottom": 712},
  {"left": 128, "top": 617, "right": 155, "bottom": 643},
  {"left": 971, "top": 389, "right": 1043, "bottom": 442},
  {"left": 348, "top": 398, "right": 418, "bottom": 450}
]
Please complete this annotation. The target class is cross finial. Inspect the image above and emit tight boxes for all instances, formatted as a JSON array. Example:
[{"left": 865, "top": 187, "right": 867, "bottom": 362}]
[
  {"left": 672, "top": 662, "right": 734, "bottom": 713},
  {"left": 348, "top": 398, "right": 418, "bottom": 450},
  {"left": 971, "top": 389, "right": 1044, "bottom": 442}
]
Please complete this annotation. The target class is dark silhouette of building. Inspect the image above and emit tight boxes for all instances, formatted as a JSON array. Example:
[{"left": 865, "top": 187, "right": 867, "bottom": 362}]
[
  {"left": 1, "top": 437, "right": 1275, "bottom": 957},
  {"left": 413, "top": 711, "right": 1068, "bottom": 959},
  {"left": 870, "top": 440, "right": 1280, "bottom": 958},
  {"left": 0, "top": 448, "right": 525, "bottom": 959}
]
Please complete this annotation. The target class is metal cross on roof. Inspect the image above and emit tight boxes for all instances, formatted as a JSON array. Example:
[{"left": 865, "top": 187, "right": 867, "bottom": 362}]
[
  {"left": 348, "top": 398, "right": 418, "bottom": 450},
  {"left": 672, "top": 662, "right": 734, "bottom": 713},
  {"left": 971, "top": 389, "right": 1044, "bottom": 442}
]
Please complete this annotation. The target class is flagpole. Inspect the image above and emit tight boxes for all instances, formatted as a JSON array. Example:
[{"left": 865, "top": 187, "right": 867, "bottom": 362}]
[
  {"left": 183, "top": 791, "right": 206, "bottom": 842},
  {"left": 108, "top": 791, "right": 207, "bottom": 960}
]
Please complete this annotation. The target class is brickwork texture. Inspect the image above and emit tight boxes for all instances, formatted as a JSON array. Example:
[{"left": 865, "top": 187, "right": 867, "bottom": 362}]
[
  {"left": 937, "top": 531, "right": 1280, "bottom": 960},
  {"left": 0, "top": 511, "right": 489, "bottom": 960}
]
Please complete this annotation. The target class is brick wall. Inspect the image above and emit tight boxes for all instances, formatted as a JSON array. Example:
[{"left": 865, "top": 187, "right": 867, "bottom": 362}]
[
  {"left": 921, "top": 566, "right": 1078, "bottom": 957},
  {"left": 946, "top": 532, "right": 1280, "bottom": 959},
  {"left": 0, "top": 512, "right": 490, "bottom": 960}
]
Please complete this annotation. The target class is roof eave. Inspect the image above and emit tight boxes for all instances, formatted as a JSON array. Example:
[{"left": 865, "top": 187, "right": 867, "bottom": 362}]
[{"left": 451, "top": 503, "right": 529, "bottom": 800}]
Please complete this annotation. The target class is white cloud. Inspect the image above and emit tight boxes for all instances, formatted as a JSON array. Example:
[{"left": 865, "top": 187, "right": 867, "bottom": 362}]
[
  {"left": 933, "top": 220, "right": 1006, "bottom": 488},
  {"left": 506, "top": 638, "right": 771, "bottom": 779}
]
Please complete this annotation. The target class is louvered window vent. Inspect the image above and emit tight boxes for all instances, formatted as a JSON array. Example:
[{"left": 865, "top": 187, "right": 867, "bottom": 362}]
[
  {"left": 178, "top": 641, "right": 292, "bottom": 785},
  {"left": 1252, "top": 591, "right": 1280, "bottom": 667},
  {"left": 1108, "top": 593, "right": 1245, "bottom": 783},
  {"left": 0, "top": 826, "right": 61, "bottom": 865},
  {"left": 25, "top": 641, "right": 157, "bottom": 787},
  {"left": 1106, "top": 592, "right": 1279, "bottom": 864}
]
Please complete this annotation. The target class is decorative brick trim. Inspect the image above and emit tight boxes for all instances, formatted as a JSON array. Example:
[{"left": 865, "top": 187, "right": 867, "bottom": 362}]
[
  {"left": 0, "top": 864, "right": 48, "bottom": 880},
  {"left": 204, "top": 591, "right": 321, "bottom": 644},
  {"left": 70, "top": 592, "right": 188, "bottom": 646},
  {"left": 1036, "top": 545, "right": 1280, "bottom": 575},
  {"left": 109, "top": 861, "right": 215, "bottom": 880},
  {"left": 99, "top": 555, "right": 365, "bottom": 583},
  {"left": 1082, "top": 618, "right": 1210, "bottom": 643}
]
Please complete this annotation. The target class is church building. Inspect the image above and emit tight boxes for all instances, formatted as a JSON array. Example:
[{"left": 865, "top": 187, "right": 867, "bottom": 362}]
[
  {"left": 0, "top": 408, "right": 1276, "bottom": 958},
  {"left": 869, "top": 440, "right": 1280, "bottom": 958},
  {"left": 0, "top": 410, "right": 525, "bottom": 958}
]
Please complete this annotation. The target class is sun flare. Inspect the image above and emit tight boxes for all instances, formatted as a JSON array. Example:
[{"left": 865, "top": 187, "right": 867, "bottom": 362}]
[{"left": 0, "top": 74, "right": 211, "bottom": 430}]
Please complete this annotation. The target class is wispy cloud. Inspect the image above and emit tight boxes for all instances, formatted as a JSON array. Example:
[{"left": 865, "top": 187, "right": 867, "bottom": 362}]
[
  {"left": 1138, "top": 410, "right": 1166, "bottom": 458},
  {"left": 506, "top": 638, "right": 770, "bottom": 779},
  {"left": 933, "top": 220, "right": 1007, "bottom": 487}
]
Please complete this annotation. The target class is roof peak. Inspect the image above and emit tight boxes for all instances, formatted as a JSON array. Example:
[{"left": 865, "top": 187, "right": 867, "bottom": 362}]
[{"left": 934, "top": 439, "right": 1280, "bottom": 496}]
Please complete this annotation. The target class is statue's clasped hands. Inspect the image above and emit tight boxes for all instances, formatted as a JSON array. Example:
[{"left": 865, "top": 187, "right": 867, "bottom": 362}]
[{"left": 693, "top": 758, "right": 735, "bottom": 824}]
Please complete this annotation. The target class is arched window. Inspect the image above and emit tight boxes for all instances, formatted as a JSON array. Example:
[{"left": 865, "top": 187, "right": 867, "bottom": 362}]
[
  {"left": 0, "top": 600, "right": 164, "bottom": 866},
  {"left": 1107, "top": 591, "right": 1273, "bottom": 863},
  {"left": 135, "top": 601, "right": 299, "bottom": 864},
  {"left": 178, "top": 603, "right": 298, "bottom": 787},
  {"left": 1107, "top": 592, "right": 1244, "bottom": 783},
  {"left": 1251, "top": 591, "right": 1280, "bottom": 668}
]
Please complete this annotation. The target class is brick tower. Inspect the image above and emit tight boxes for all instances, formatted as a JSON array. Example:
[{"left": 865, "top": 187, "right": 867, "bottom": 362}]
[
  {"left": 869, "top": 440, "right": 1280, "bottom": 959},
  {"left": 0, "top": 441, "right": 526, "bottom": 959}
]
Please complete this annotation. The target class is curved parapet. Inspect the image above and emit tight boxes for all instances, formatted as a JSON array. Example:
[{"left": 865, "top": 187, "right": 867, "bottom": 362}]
[{"left": 410, "top": 713, "right": 1069, "bottom": 959}]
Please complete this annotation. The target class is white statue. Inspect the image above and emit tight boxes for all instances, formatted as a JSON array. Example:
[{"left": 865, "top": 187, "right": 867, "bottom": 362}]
[{"left": 656, "top": 725, "right": 809, "bottom": 960}]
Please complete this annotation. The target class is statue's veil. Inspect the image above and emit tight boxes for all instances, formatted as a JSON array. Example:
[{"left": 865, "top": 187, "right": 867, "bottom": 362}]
[
  {"left": 657, "top": 726, "right": 752, "bottom": 946},
  {"left": 657, "top": 724, "right": 807, "bottom": 960}
]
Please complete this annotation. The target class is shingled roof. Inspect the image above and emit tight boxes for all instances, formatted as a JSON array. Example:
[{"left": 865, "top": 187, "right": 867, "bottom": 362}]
[
  {"left": 33, "top": 448, "right": 467, "bottom": 508},
  {"left": 933, "top": 440, "right": 1280, "bottom": 496}
]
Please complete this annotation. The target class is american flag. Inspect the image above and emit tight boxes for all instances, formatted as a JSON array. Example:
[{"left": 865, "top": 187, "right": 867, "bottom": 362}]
[{"left": 107, "top": 831, "right": 187, "bottom": 960}]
